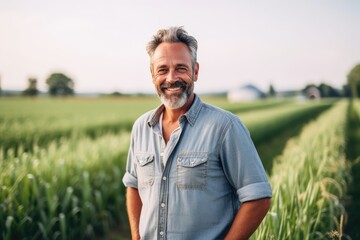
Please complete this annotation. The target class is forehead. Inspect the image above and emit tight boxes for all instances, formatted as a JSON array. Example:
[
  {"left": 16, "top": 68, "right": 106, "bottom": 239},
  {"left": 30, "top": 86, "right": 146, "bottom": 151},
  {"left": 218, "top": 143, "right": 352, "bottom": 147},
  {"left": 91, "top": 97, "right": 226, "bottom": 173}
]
[{"left": 152, "top": 42, "right": 192, "bottom": 67}]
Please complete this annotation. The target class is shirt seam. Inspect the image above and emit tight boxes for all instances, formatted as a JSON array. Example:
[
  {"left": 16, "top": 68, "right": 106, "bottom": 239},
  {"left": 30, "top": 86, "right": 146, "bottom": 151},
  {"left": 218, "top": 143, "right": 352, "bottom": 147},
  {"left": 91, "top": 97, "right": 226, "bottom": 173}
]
[{"left": 216, "top": 114, "right": 236, "bottom": 157}]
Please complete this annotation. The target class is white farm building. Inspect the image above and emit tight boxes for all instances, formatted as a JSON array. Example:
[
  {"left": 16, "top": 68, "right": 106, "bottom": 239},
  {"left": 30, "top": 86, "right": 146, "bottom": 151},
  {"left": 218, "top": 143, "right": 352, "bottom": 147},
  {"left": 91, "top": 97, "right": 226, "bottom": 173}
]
[{"left": 227, "top": 84, "right": 266, "bottom": 102}]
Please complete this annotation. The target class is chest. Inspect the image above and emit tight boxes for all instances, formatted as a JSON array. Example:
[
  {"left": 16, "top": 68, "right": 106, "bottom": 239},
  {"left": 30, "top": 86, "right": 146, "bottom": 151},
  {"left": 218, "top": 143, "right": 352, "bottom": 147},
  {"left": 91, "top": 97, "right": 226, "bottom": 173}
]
[
  {"left": 135, "top": 122, "right": 224, "bottom": 177},
  {"left": 162, "top": 121, "right": 179, "bottom": 144}
]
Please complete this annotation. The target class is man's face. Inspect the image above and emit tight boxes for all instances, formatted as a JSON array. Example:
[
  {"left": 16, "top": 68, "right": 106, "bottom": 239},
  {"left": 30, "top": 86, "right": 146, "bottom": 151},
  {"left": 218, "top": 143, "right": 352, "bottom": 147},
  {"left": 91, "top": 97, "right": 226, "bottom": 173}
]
[{"left": 151, "top": 42, "right": 199, "bottom": 109}]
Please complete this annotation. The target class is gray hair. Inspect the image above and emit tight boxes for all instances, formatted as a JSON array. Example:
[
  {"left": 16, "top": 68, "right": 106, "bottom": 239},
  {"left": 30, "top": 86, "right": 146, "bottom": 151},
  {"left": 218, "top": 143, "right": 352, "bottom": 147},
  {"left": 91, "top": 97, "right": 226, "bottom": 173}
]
[{"left": 146, "top": 26, "right": 198, "bottom": 69}]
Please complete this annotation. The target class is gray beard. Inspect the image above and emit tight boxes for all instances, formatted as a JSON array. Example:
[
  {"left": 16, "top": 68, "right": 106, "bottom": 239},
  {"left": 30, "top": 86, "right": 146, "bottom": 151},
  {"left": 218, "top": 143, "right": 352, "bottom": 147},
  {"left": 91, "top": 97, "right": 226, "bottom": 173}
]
[
  {"left": 156, "top": 79, "right": 194, "bottom": 109},
  {"left": 159, "top": 91, "right": 188, "bottom": 109}
]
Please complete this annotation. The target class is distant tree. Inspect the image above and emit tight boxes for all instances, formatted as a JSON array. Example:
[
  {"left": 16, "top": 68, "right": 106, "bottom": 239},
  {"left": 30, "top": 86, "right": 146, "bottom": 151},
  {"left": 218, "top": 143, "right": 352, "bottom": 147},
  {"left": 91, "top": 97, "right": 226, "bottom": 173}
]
[
  {"left": 268, "top": 84, "right": 276, "bottom": 97},
  {"left": 303, "top": 83, "right": 342, "bottom": 98},
  {"left": 23, "top": 77, "right": 39, "bottom": 96},
  {"left": 46, "top": 73, "right": 75, "bottom": 96},
  {"left": 342, "top": 84, "right": 352, "bottom": 98},
  {"left": 110, "top": 91, "right": 124, "bottom": 96},
  {"left": 0, "top": 74, "right": 2, "bottom": 96},
  {"left": 318, "top": 83, "right": 342, "bottom": 98},
  {"left": 347, "top": 64, "right": 360, "bottom": 98}
]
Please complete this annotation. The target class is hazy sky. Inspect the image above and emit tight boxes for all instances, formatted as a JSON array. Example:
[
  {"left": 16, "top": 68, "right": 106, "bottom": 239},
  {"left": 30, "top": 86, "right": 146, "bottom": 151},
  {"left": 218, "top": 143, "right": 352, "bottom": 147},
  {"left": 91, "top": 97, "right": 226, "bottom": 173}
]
[{"left": 1, "top": 0, "right": 360, "bottom": 94}]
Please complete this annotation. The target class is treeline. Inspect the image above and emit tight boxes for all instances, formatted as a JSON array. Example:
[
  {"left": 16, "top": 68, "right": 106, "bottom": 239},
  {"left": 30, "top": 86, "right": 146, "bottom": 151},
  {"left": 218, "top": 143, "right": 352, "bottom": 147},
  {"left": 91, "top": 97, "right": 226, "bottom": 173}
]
[
  {"left": 1, "top": 63, "right": 360, "bottom": 98},
  {"left": 1, "top": 73, "right": 75, "bottom": 97}
]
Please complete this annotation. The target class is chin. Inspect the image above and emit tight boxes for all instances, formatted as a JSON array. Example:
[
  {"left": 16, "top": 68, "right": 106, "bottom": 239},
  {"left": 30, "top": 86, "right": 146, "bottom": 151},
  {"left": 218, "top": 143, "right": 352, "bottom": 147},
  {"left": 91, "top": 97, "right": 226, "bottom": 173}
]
[{"left": 160, "top": 93, "right": 188, "bottom": 109}]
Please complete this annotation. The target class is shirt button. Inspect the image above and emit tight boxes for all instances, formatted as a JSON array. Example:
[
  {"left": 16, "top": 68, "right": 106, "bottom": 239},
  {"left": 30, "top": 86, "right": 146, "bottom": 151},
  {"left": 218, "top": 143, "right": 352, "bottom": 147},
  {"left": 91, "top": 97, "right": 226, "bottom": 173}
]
[
  {"left": 162, "top": 176, "right": 167, "bottom": 181},
  {"left": 160, "top": 231, "right": 164, "bottom": 236},
  {"left": 161, "top": 203, "right": 165, "bottom": 208}
]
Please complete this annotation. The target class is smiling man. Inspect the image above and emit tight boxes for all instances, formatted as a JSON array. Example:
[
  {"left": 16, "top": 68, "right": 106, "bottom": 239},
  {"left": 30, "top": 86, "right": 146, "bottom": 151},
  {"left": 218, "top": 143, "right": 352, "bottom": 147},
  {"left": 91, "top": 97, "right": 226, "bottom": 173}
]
[{"left": 122, "top": 26, "right": 272, "bottom": 240}]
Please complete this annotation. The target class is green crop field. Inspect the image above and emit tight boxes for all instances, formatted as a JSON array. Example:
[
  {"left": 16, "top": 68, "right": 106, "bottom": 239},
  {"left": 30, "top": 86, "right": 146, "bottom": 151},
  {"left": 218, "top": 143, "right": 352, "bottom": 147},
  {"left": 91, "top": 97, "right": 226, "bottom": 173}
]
[{"left": 0, "top": 96, "right": 359, "bottom": 240}]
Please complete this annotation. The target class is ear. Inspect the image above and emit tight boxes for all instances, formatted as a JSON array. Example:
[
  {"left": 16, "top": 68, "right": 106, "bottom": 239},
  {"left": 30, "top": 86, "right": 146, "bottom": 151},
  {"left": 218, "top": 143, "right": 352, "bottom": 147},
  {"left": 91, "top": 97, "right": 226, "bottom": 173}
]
[
  {"left": 193, "top": 63, "right": 199, "bottom": 82},
  {"left": 150, "top": 66, "right": 155, "bottom": 83}
]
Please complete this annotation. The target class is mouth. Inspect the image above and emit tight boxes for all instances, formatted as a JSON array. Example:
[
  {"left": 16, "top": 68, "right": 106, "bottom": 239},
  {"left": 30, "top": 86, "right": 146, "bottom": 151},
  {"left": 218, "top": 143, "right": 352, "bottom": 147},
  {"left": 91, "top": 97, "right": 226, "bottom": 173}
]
[
  {"left": 160, "top": 81, "right": 187, "bottom": 93},
  {"left": 163, "top": 86, "right": 182, "bottom": 92}
]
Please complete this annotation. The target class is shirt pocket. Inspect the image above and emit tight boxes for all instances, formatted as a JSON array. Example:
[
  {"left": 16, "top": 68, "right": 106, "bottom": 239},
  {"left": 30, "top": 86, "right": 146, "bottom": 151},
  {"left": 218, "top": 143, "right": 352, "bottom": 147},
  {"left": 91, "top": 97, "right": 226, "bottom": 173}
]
[
  {"left": 176, "top": 152, "right": 208, "bottom": 190},
  {"left": 136, "top": 153, "right": 155, "bottom": 189}
]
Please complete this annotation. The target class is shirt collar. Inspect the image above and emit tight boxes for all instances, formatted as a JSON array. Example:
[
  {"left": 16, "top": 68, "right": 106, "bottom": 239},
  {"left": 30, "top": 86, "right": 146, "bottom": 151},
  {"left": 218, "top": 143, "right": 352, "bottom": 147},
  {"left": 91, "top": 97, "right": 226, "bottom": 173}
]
[{"left": 147, "top": 94, "right": 203, "bottom": 128}]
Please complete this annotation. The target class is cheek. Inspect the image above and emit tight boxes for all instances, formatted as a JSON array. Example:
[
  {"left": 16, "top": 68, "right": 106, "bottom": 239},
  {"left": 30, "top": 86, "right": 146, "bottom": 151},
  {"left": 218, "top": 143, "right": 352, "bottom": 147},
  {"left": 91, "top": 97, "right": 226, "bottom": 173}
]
[
  {"left": 152, "top": 74, "right": 161, "bottom": 83},
  {"left": 185, "top": 73, "right": 194, "bottom": 82},
  {"left": 153, "top": 77, "right": 161, "bottom": 85},
  {"left": 153, "top": 77, "right": 166, "bottom": 90},
  {"left": 152, "top": 77, "right": 156, "bottom": 84}
]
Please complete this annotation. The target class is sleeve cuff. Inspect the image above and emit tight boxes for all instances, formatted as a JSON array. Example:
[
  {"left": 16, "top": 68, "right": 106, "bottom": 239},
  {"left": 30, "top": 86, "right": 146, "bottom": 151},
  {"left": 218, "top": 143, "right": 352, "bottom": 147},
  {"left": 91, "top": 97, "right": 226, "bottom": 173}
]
[
  {"left": 122, "top": 172, "right": 138, "bottom": 189},
  {"left": 236, "top": 182, "right": 272, "bottom": 203}
]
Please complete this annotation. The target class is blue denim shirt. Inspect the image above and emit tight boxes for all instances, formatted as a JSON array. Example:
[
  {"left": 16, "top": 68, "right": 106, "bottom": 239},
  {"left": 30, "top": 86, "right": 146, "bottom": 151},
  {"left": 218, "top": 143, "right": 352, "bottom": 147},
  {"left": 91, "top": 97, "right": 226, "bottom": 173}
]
[{"left": 123, "top": 95, "right": 272, "bottom": 240}]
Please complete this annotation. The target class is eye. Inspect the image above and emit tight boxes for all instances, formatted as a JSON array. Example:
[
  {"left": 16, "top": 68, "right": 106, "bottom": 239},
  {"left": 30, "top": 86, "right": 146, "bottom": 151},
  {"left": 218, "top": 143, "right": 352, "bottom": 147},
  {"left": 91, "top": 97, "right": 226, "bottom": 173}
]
[
  {"left": 176, "top": 66, "right": 188, "bottom": 73},
  {"left": 157, "top": 68, "right": 167, "bottom": 74}
]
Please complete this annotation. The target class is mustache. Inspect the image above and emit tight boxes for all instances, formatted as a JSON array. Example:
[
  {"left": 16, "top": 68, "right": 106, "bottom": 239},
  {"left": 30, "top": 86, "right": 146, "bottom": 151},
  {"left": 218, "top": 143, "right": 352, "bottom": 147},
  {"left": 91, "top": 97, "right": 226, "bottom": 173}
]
[{"left": 160, "top": 81, "right": 187, "bottom": 90}]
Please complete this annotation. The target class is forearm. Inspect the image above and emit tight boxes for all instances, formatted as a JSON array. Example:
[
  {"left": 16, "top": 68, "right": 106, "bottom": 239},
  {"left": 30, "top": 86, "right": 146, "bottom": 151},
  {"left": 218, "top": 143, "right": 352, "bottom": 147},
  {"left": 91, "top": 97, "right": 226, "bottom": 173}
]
[
  {"left": 225, "top": 198, "right": 271, "bottom": 240},
  {"left": 126, "top": 187, "right": 142, "bottom": 240}
]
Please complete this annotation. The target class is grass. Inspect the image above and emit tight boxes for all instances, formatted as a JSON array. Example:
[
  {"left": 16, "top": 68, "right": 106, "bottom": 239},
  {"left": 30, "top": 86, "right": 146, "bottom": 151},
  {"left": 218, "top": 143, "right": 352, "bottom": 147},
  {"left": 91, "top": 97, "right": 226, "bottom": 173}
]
[
  {"left": 204, "top": 96, "right": 292, "bottom": 113},
  {"left": 0, "top": 96, "right": 159, "bottom": 155},
  {"left": 252, "top": 101, "right": 351, "bottom": 239}
]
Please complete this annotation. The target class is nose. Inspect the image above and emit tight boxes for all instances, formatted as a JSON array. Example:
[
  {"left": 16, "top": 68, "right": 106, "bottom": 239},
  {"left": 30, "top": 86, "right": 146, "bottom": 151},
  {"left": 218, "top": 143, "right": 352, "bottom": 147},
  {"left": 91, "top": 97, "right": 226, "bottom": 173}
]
[{"left": 166, "top": 69, "right": 177, "bottom": 83}]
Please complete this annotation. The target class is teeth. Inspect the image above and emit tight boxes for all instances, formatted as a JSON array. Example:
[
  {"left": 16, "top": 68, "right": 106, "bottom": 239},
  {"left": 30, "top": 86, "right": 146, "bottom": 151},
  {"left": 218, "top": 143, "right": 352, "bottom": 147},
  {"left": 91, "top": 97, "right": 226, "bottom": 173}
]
[{"left": 166, "top": 87, "right": 181, "bottom": 91}]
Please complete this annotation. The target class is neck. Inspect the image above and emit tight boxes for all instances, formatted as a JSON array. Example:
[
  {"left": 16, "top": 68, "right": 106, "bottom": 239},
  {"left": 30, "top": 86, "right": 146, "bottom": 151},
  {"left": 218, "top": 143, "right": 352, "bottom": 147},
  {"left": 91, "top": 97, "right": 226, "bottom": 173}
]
[{"left": 163, "top": 94, "right": 195, "bottom": 123}]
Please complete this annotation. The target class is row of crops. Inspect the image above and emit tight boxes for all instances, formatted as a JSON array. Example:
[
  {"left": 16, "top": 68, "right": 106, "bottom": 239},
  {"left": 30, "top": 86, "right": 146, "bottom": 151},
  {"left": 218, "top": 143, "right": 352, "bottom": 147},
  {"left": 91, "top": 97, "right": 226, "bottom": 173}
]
[
  {"left": 0, "top": 97, "right": 358, "bottom": 239},
  {"left": 345, "top": 100, "right": 360, "bottom": 239},
  {"left": 0, "top": 97, "right": 159, "bottom": 155},
  {"left": 1, "top": 132, "right": 130, "bottom": 239},
  {"left": 0, "top": 97, "right": 288, "bottom": 156},
  {"left": 253, "top": 101, "right": 351, "bottom": 239}
]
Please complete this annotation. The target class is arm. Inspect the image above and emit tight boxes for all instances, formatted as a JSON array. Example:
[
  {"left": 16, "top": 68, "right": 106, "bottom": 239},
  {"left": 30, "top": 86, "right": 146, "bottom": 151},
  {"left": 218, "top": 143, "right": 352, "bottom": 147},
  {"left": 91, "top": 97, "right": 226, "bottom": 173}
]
[
  {"left": 225, "top": 198, "right": 271, "bottom": 240},
  {"left": 126, "top": 187, "right": 142, "bottom": 240}
]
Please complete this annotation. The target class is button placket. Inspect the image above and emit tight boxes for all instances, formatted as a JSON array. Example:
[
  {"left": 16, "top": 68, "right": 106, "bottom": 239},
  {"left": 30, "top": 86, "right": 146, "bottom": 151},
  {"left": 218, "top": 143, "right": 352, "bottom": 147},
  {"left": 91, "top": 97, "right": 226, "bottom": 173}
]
[
  {"left": 157, "top": 118, "right": 185, "bottom": 239},
  {"left": 158, "top": 135, "right": 169, "bottom": 239}
]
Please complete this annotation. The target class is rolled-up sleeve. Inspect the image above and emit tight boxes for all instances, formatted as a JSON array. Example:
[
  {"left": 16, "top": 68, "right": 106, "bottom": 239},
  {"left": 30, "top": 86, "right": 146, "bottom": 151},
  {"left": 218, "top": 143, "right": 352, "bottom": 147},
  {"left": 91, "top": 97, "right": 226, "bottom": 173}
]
[
  {"left": 220, "top": 116, "right": 272, "bottom": 203},
  {"left": 122, "top": 126, "right": 138, "bottom": 189},
  {"left": 237, "top": 182, "right": 272, "bottom": 202},
  {"left": 123, "top": 172, "right": 138, "bottom": 188}
]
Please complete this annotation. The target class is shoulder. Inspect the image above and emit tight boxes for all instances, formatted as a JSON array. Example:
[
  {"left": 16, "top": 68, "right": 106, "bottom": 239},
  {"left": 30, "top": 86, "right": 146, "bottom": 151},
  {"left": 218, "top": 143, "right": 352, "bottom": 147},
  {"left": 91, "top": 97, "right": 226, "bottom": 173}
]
[
  {"left": 132, "top": 109, "right": 156, "bottom": 131},
  {"left": 199, "top": 101, "right": 250, "bottom": 136},
  {"left": 201, "top": 102, "right": 241, "bottom": 124}
]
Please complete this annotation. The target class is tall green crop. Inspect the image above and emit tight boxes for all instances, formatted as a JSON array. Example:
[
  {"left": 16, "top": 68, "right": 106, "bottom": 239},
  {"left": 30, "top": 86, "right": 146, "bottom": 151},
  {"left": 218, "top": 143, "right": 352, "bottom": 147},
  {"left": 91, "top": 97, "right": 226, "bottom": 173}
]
[
  {"left": 0, "top": 97, "right": 158, "bottom": 155},
  {"left": 239, "top": 100, "right": 333, "bottom": 144},
  {"left": 0, "top": 131, "right": 130, "bottom": 239},
  {"left": 252, "top": 101, "right": 350, "bottom": 239}
]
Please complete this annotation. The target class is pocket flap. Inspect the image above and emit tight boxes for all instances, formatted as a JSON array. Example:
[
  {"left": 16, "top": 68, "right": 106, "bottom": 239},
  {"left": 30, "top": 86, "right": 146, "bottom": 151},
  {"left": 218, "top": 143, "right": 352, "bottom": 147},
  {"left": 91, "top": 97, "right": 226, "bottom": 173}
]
[
  {"left": 177, "top": 152, "right": 208, "bottom": 167},
  {"left": 136, "top": 153, "right": 154, "bottom": 167}
]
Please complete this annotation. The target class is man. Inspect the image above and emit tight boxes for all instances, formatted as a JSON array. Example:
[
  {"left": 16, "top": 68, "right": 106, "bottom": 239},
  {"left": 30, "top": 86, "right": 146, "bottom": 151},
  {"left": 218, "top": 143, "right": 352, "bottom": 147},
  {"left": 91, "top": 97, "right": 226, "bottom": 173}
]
[{"left": 122, "top": 26, "right": 272, "bottom": 240}]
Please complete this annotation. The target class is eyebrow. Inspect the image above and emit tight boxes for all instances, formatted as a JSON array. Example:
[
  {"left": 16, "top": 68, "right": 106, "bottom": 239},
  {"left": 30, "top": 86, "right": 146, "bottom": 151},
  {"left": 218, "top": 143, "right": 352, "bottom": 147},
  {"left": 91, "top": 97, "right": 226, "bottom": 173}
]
[
  {"left": 176, "top": 63, "right": 189, "bottom": 68},
  {"left": 156, "top": 65, "right": 168, "bottom": 69},
  {"left": 155, "top": 63, "right": 189, "bottom": 69}
]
